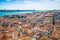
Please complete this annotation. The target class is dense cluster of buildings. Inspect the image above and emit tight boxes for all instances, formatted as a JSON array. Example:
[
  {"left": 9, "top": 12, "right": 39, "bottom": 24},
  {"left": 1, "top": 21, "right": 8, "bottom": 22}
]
[{"left": 0, "top": 10, "right": 60, "bottom": 40}]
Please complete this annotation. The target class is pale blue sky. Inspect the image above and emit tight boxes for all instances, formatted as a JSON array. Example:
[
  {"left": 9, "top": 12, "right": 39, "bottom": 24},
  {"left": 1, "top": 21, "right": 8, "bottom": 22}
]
[{"left": 0, "top": 0, "right": 60, "bottom": 10}]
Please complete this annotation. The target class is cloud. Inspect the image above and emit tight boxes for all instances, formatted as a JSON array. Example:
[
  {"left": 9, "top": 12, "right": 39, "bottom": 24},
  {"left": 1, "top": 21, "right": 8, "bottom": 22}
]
[
  {"left": 6, "top": 0, "right": 11, "bottom": 1},
  {"left": 0, "top": 1, "right": 60, "bottom": 10},
  {"left": 0, "top": 0, "right": 60, "bottom": 10},
  {"left": 54, "top": 0, "right": 60, "bottom": 1}
]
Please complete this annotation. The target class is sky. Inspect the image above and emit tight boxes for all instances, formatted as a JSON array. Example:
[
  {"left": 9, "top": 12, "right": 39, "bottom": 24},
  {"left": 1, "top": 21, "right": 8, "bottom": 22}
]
[{"left": 0, "top": 0, "right": 60, "bottom": 10}]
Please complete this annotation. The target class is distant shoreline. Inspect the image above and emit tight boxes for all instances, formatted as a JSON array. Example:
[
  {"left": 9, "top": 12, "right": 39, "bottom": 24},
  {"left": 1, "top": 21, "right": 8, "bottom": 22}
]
[
  {"left": 0, "top": 10, "right": 60, "bottom": 12},
  {"left": 0, "top": 10, "right": 60, "bottom": 17},
  {"left": 0, "top": 10, "right": 34, "bottom": 12}
]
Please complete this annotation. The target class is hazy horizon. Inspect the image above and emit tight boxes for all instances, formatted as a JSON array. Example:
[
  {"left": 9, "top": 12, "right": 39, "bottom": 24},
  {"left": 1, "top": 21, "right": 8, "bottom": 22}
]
[{"left": 0, "top": 0, "right": 60, "bottom": 10}]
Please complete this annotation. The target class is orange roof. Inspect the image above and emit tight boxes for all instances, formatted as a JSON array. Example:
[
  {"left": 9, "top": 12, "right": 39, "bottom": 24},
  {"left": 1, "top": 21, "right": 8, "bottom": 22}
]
[
  {"left": 56, "top": 20, "right": 60, "bottom": 21},
  {"left": 7, "top": 27, "right": 15, "bottom": 32},
  {"left": 47, "top": 24, "right": 53, "bottom": 27},
  {"left": 0, "top": 27, "right": 3, "bottom": 30},
  {"left": 52, "top": 29, "right": 60, "bottom": 38},
  {"left": 56, "top": 27, "right": 60, "bottom": 30},
  {"left": 39, "top": 24, "right": 45, "bottom": 27},
  {"left": 45, "top": 14, "right": 53, "bottom": 17},
  {"left": 43, "top": 29, "right": 48, "bottom": 32},
  {"left": 56, "top": 25, "right": 60, "bottom": 27}
]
